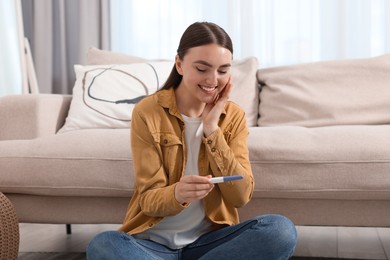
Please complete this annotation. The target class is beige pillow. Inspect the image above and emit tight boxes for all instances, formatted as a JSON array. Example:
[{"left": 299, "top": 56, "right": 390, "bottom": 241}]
[
  {"left": 229, "top": 57, "right": 259, "bottom": 127},
  {"left": 86, "top": 46, "right": 147, "bottom": 65},
  {"left": 257, "top": 54, "right": 390, "bottom": 127},
  {"left": 86, "top": 47, "right": 259, "bottom": 126}
]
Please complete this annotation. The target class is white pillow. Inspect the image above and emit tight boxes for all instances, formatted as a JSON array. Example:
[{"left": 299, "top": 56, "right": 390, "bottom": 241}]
[{"left": 58, "top": 61, "right": 173, "bottom": 133}]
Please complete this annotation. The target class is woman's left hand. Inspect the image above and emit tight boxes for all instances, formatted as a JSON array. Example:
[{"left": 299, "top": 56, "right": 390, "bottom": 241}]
[
  {"left": 174, "top": 175, "right": 214, "bottom": 205},
  {"left": 202, "top": 77, "right": 233, "bottom": 137}
]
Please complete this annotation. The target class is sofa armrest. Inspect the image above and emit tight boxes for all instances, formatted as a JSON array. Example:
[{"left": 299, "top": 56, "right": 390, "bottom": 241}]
[{"left": 0, "top": 94, "right": 72, "bottom": 141}]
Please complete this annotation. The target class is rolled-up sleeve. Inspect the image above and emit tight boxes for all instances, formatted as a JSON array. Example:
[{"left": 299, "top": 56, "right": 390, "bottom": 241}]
[{"left": 203, "top": 110, "right": 254, "bottom": 208}]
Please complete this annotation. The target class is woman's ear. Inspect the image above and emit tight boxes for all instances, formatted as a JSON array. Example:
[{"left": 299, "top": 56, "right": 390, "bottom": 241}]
[{"left": 175, "top": 55, "right": 183, "bottom": 75}]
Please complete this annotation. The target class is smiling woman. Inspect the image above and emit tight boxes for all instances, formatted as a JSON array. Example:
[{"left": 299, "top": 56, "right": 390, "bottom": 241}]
[{"left": 86, "top": 21, "right": 297, "bottom": 260}]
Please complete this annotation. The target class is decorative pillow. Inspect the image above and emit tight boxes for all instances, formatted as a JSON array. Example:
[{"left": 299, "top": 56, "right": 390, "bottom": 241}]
[
  {"left": 229, "top": 57, "right": 259, "bottom": 127},
  {"left": 257, "top": 54, "right": 390, "bottom": 127},
  {"left": 58, "top": 61, "right": 173, "bottom": 133},
  {"left": 86, "top": 47, "right": 259, "bottom": 126}
]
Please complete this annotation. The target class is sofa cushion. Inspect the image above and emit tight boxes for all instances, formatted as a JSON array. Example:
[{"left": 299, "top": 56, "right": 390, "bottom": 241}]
[
  {"left": 58, "top": 61, "right": 174, "bottom": 133},
  {"left": 257, "top": 54, "right": 390, "bottom": 127},
  {"left": 0, "top": 129, "right": 133, "bottom": 197},
  {"left": 248, "top": 125, "right": 390, "bottom": 200},
  {"left": 229, "top": 57, "right": 259, "bottom": 127},
  {"left": 86, "top": 47, "right": 260, "bottom": 127},
  {"left": 2, "top": 125, "right": 390, "bottom": 201},
  {"left": 87, "top": 46, "right": 147, "bottom": 65}
]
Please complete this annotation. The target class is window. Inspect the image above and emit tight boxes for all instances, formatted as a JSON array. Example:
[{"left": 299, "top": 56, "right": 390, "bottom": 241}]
[
  {"left": 0, "top": 0, "right": 23, "bottom": 95},
  {"left": 110, "top": 0, "right": 390, "bottom": 67}
]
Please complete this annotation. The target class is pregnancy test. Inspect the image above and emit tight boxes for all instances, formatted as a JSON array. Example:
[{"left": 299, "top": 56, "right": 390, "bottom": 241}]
[{"left": 210, "top": 175, "right": 243, "bottom": 184}]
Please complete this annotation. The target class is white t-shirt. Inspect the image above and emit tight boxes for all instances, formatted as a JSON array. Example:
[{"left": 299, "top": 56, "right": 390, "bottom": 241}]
[{"left": 134, "top": 114, "right": 214, "bottom": 249}]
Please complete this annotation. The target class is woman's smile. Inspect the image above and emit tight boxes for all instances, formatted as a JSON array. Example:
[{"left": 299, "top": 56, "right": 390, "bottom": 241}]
[{"left": 198, "top": 84, "right": 218, "bottom": 94}]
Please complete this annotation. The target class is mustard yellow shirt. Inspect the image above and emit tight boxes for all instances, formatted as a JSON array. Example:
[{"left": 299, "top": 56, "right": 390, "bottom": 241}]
[{"left": 119, "top": 88, "right": 254, "bottom": 235}]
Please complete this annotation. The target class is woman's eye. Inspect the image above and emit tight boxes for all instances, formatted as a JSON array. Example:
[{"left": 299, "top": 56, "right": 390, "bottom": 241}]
[
  {"left": 218, "top": 70, "right": 228, "bottom": 74},
  {"left": 196, "top": 67, "right": 206, "bottom": 72}
]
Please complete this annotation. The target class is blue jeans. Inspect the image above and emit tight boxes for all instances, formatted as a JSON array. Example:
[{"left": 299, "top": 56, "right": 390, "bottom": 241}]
[{"left": 87, "top": 214, "right": 297, "bottom": 259}]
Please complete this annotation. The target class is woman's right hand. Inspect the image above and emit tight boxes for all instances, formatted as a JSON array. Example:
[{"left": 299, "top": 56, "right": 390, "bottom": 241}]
[
  {"left": 174, "top": 175, "right": 214, "bottom": 205},
  {"left": 202, "top": 77, "right": 233, "bottom": 137}
]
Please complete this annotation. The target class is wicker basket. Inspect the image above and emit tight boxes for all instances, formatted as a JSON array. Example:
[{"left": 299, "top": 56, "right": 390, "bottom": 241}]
[{"left": 0, "top": 192, "right": 19, "bottom": 260}]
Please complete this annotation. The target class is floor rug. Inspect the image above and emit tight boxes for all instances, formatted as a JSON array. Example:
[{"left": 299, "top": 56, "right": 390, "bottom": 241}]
[
  {"left": 18, "top": 252, "right": 86, "bottom": 260},
  {"left": 18, "top": 252, "right": 341, "bottom": 260}
]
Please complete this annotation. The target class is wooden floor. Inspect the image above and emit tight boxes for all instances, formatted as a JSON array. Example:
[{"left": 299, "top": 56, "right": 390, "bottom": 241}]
[{"left": 18, "top": 224, "right": 390, "bottom": 259}]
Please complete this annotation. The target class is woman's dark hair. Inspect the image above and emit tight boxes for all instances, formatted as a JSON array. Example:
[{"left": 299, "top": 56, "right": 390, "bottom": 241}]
[{"left": 160, "top": 22, "right": 233, "bottom": 90}]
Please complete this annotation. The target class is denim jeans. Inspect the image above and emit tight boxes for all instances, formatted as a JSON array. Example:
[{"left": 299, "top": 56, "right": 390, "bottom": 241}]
[{"left": 86, "top": 214, "right": 297, "bottom": 260}]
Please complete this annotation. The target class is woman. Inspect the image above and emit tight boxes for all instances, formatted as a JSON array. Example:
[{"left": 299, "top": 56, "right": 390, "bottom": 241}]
[{"left": 87, "top": 21, "right": 297, "bottom": 259}]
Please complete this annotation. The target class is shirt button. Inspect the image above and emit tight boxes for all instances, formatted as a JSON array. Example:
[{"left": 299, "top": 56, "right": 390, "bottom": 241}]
[
  {"left": 149, "top": 223, "right": 154, "bottom": 227},
  {"left": 207, "top": 140, "right": 212, "bottom": 144},
  {"left": 211, "top": 148, "right": 216, "bottom": 152},
  {"left": 163, "top": 139, "right": 168, "bottom": 144}
]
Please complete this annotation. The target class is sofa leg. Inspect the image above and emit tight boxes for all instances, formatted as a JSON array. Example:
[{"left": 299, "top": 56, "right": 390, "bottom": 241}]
[{"left": 66, "top": 224, "right": 72, "bottom": 235}]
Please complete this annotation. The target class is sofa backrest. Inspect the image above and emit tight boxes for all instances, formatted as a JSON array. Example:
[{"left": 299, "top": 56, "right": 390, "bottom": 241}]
[{"left": 257, "top": 54, "right": 390, "bottom": 127}]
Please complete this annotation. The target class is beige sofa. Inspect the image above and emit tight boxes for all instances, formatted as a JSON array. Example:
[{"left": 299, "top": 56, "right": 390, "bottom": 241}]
[{"left": 1, "top": 49, "right": 390, "bottom": 228}]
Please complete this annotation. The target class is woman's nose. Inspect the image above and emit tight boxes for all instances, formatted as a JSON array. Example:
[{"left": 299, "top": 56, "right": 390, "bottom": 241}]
[{"left": 205, "top": 72, "right": 218, "bottom": 85}]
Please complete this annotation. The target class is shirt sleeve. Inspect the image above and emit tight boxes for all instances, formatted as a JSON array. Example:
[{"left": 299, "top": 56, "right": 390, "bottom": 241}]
[{"left": 202, "top": 110, "right": 254, "bottom": 208}]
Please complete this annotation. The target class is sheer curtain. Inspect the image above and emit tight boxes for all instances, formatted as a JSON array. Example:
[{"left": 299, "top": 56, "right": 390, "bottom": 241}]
[
  {"left": 110, "top": 0, "right": 390, "bottom": 67},
  {"left": 22, "top": 0, "right": 110, "bottom": 94},
  {"left": 0, "top": 0, "right": 23, "bottom": 96}
]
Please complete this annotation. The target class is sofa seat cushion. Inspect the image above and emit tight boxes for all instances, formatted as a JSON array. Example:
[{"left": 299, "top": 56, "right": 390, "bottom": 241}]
[
  {"left": 0, "top": 129, "right": 133, "bottom": 197},
  {"left": 248, "top": 125, "right": 390, "bottom": 200}
]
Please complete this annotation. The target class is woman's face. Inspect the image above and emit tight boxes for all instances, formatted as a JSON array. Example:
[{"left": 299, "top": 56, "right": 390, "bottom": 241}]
[{"left": 176, "top": 43, "right": 232, "bottom": 105}]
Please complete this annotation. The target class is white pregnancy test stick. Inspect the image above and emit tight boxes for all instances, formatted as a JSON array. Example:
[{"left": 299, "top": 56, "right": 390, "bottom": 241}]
[{"left": 210, "top": 175, "right": 243, "bottom": 184}]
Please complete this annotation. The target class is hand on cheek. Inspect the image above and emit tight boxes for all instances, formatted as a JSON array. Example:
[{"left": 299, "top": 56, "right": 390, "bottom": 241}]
[{"left": 203, "top": 77, "right": 233, "bottom": 137}]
